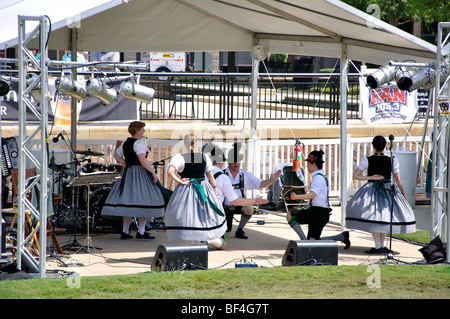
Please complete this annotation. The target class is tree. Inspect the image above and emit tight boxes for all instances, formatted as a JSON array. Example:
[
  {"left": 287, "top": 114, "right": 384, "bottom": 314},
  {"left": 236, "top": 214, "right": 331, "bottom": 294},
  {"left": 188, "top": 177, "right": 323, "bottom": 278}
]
[
  {"left": 342, "top": 0, "right": 450, "bottom": 42},
  {"left": 342, "top": 0, "right": 449, "bottom": 26}
]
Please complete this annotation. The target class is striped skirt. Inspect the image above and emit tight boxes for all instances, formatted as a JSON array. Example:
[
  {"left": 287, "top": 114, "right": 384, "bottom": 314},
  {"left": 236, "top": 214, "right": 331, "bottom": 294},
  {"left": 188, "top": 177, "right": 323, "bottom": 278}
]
[
  {"left": 101, "top": 165, "right": 165, "bottom": 219},
  {"left": 164, "top": 179, "right": 227, "bottom": 241},
  {"left": 346, "top": 181, "right": 416, "bottom": 234}
]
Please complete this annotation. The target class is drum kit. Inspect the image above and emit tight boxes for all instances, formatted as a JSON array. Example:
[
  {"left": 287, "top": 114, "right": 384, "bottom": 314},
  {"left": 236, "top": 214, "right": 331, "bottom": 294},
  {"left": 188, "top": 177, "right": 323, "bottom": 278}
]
[
  {"left": 50, "top": 148, "right": 122, "bottom": 251},
  {"left": 50, "top": 144, "right": 169, "bottom": 252}
]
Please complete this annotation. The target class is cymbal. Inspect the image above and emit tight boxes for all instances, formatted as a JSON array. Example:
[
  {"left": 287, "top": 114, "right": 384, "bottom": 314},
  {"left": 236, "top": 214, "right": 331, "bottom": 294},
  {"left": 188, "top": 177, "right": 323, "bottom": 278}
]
[{"left": 75, "top": 149, "right": 104, "bottom": 156}]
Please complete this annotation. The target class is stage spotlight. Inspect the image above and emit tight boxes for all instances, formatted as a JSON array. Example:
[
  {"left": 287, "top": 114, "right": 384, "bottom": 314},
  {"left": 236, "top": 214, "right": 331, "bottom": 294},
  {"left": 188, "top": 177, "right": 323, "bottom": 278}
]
[
  {"left": 86, "top": 77, "right": 118, "bottom": 105},
  {"left": 366, "top": 65, "right": 404, "bottom": 89},
  {"left": 55, "top": 75, "right": 87, "bottom": 101},
  {"left": 397, "top": 68, "right": 448, "bottom": 92},
  {"left": 0, "top": 78, "right": 12, "bottom": 96},
  {"left": 119, "top": 77, "right": 154, "bottom": 104}
]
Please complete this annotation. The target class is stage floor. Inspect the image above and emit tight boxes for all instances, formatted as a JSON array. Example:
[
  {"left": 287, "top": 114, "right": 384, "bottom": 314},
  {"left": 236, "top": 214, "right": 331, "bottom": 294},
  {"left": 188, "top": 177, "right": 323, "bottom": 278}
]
[{"left": 42, "top": 205, "right": 430, "bottom": 277}]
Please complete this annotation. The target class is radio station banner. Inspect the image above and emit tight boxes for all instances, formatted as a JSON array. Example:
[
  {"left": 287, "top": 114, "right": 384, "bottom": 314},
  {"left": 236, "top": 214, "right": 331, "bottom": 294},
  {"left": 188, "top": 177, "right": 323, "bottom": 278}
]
[
  {"left": 360, "top": 77, "right": 418, "bottom": 124},
  {"left": 0, "top": 77, "right": 139, "bottom": 124},
  {"left": 438, "top": 96, "right": 450, "bottom": 115}
]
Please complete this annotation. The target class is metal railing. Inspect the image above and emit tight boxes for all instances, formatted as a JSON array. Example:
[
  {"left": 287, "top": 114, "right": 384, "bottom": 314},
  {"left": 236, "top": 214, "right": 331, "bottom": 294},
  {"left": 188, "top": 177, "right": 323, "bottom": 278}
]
[
  {"left": 33, "top": 135, "right": 430, "bottom": 201},
  {"left": 139, "top": 73, "right": 361, "bottom": 124}
]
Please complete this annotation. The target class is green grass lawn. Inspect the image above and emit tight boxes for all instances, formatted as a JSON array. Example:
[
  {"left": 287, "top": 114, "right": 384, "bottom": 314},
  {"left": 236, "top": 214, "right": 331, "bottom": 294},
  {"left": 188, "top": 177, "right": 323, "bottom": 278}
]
[
  {"left": 0, "top": 264, "right": 448, "bottom": 299},
  {"left": 1, "top": 230, "right": 448, "bottom": 302}
]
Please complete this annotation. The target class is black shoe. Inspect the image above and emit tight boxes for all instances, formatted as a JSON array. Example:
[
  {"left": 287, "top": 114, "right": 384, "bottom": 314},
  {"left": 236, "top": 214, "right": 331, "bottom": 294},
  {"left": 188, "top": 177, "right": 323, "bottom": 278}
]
[
  {"left": 365, "top": 247, "right": 384, "bottom": 254},
  {"left": 342, "top": 231, "right": 351, "bottom": 249},
  {"left": 235, "top": 228, "right": 248, "bottom": 239},
  {"left": 136, "top": 232, "right": 155, "bottom": 239},
  {"left": 121, "top": 232, "right": 133, "bottom": 240},
  {"left": 260, "top": 202, "right": 276, "bottom": 211}
]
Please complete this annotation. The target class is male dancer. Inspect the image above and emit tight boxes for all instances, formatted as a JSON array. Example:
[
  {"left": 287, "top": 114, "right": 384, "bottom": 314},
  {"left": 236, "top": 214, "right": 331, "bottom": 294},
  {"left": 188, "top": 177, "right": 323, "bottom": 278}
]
[{"left": 287, "top": 150, "right": 350, "bottom": 249}]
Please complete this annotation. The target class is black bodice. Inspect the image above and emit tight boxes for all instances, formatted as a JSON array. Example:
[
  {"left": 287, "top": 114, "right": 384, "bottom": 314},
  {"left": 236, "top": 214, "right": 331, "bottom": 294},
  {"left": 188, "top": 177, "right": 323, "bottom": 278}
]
[
  {"left": 367, "top": 155, "right": 392, "bottom": 180},
  {"left": 178, "top": 153, "right": 206, "bottom": 179}
]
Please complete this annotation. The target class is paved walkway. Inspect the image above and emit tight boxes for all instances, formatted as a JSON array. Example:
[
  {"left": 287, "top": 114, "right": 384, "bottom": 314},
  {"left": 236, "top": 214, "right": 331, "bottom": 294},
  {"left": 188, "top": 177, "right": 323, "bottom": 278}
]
[{"left": 44, "top": 204, "right": 431, "bottom": 277}]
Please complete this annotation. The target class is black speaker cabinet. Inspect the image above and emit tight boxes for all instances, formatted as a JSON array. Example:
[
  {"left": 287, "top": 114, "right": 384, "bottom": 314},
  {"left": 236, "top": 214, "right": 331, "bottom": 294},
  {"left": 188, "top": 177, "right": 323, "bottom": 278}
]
[
  {"left": 151, "top": 243, "right": 208, "bottom": 271},
  {"left": 282, "top": 240, "right": 338, "bottom": 266}
]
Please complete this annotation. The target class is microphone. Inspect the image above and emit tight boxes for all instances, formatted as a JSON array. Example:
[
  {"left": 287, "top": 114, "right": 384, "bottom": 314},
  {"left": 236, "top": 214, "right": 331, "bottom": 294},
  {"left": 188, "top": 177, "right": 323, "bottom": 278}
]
[
  {"left": 388, "top": 134, "right": 395, "bottom": 153},
  {"left": 52, "top": 132, "right": 65, "bottom": 143}
]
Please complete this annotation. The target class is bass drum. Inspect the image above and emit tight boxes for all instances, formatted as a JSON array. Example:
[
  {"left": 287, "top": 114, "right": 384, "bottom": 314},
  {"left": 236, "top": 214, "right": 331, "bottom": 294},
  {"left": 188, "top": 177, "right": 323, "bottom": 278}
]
[{"left": 88, "top": 186, "right": 122, "bottom": 233}]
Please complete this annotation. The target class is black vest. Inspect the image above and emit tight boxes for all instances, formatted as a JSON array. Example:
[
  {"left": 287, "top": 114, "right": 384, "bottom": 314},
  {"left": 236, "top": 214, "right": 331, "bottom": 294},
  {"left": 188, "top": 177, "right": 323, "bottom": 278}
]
[
  {"left": 123, "top": 138, "right": 143, "bottom": 165},
  {"left": 367, "top": 155, "right": 392, "bottom": 180},
  {"left": 178, "top": 153, "right": 206, "bottom": 179}
]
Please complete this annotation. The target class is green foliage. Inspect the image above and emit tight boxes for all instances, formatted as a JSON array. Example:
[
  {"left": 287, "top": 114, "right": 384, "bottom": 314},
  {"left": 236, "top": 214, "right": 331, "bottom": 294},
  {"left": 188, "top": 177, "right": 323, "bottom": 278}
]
[
  {"left": 342, "top": 0, "right": 450, "bottom": 25},
  {"left": 269, "top": 54, "right": 288, "bottom": 63}
]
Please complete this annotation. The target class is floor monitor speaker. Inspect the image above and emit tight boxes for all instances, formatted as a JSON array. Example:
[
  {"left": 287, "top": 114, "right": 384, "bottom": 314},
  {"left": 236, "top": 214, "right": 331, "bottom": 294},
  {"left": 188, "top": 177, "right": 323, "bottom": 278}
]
[
  {"left": 282, "top": 240, "right": 338, "bottom": 266},
  {"left": 151, "top": 243, "right": 208, "bottom": 271}
]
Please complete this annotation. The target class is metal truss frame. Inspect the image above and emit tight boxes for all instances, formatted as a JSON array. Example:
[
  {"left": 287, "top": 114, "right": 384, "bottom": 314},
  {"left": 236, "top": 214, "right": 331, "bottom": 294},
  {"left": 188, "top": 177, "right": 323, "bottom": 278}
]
[
  {"left": 430, "top": 22, "right": 450, "bottom": 263},
  {"left": 17, "top": 15, "right": 50, "bottom": 277}
]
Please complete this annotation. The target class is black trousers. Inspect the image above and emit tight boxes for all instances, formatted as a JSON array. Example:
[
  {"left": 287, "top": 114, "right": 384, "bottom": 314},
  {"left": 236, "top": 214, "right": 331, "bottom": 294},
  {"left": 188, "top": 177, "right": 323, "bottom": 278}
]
[
  {"left": 291, "top": 206, "right": 332, "bottom": 240},
  {"left": 224, "top": 205, "right": 242, "bottom": 232}
]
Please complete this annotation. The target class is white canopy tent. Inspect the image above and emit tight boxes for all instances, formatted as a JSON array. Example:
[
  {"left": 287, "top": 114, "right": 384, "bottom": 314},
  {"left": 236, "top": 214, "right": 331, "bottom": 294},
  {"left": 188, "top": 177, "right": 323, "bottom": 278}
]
[
  {"left": 1, "top": 1, "right": 445, "bottom": 275},
  {"left": 0, "top": 0, "right": 438, "bottom": 63}
]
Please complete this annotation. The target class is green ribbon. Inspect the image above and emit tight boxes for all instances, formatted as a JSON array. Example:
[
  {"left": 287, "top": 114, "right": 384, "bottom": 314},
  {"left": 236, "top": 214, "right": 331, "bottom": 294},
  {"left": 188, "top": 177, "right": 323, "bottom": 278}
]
[
  {"left": 373, "top": 179, "right": 392, "bottom": 204},
  {"left": 156, "top": 180, "right": 173, "bottom": 204},
  {"left": 190, "top": 178, "right": 224, "bottom": 217}
]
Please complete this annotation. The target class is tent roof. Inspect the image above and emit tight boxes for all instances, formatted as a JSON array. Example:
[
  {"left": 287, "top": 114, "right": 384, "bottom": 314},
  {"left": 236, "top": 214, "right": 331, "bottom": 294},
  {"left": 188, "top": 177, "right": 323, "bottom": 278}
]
[
  {"left": 0, "top": 0, "right": 440, "bottom": 64},
  {"left": 0, "top": 0, "right": 124, "bottom": 49}
]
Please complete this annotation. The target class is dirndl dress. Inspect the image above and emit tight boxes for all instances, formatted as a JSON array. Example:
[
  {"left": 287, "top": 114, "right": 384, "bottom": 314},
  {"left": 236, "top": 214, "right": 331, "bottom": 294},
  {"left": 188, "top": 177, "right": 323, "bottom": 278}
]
[
  {"left": 164, "top": 153, "right": 227, "bottom": 241},
  {"left": 345, "top": 155, "right": 416, "bottom": 234},
  {"left": 101, "top": 138, "right": 165, "bottom": 219}
]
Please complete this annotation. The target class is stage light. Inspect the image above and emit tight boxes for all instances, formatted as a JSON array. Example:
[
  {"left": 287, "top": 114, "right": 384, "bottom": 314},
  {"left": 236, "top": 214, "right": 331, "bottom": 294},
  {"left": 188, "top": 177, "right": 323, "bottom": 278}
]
[
  {"left": 366, "top": 65, "right": 404, "bottom": 89},
  {"left": 86, "top": 77, "right": 118, "bottom": 105},
  {"left": 119, "top": 77, "right": 154, "bottom": 104},
  {"left": 55, "top": 75, "right": 87, "bottom": 101},
  {"left": 0, "top": 78, "right": 12, "bottom": 96},
  {"left": 397, "top": 67, "right": 448, "bottom": 92}
]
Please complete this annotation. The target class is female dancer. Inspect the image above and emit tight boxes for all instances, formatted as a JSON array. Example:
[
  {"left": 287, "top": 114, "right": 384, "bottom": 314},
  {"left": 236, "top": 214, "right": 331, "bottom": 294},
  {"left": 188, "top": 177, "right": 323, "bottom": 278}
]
[
  {"left": 346, "top": 135, "right": 416, "bottom": 253},
  {"left": 102, "top": 121, "right": 165, "bottom": 239},
  {"left": 164, "top": 134, "right": 227, "bottom": 242}
]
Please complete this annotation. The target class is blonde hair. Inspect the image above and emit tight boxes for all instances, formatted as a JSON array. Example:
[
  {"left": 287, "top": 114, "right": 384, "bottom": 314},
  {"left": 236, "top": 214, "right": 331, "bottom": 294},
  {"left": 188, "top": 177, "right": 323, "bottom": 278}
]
[{"left": 183, "top": 133, "right": 196, "bottom": 153}]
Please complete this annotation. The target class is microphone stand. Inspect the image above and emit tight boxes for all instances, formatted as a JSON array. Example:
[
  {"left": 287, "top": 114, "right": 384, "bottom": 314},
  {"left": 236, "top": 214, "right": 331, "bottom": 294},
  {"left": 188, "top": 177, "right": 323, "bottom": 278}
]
[
  {"left": 149, "top": 159, "right": 167, "bottom": 230},
  {"left": 47, "top": 145, "right": 68, "bottom": 266},
  {"left": 48, "top": 151, "right": 58, "bottom": 257},
  {"left": 54, "top": 132, "right": 84, "bottom": 252},
  {"left": 375, "top": 135, "right": 409, "bottom": 265}
]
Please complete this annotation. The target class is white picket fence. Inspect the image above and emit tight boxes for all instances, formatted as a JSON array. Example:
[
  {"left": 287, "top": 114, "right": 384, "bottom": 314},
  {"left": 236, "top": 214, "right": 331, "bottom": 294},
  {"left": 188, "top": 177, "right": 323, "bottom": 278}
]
[
  {"left": 34, "top": 135, "right": 431, "bottom": 201},
  {"left": 255, "top": 135, "right": 431, "bottom": 199}
]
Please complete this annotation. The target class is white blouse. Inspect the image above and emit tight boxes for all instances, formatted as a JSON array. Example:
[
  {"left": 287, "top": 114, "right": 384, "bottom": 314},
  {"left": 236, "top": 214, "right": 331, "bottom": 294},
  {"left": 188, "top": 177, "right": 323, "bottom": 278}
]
[
  {"left": 116, "top": 138, "right": 148, "bottom": 157},
  {"left": 169, "top": 153, "right": 214, "bottom": 173}
]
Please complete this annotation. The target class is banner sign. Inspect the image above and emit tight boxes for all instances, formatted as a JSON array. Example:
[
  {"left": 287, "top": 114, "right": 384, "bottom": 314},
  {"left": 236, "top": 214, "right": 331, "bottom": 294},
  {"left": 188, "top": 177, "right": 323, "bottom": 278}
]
[
  {"left": 438, "top": 96, "right": 450, "bottom": 115},
  {"left": 360, "top": 77, "right": 418, "bottom": 124},
  {"left": 0, "top": 76, "right": 139, "bottom": 124}
]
